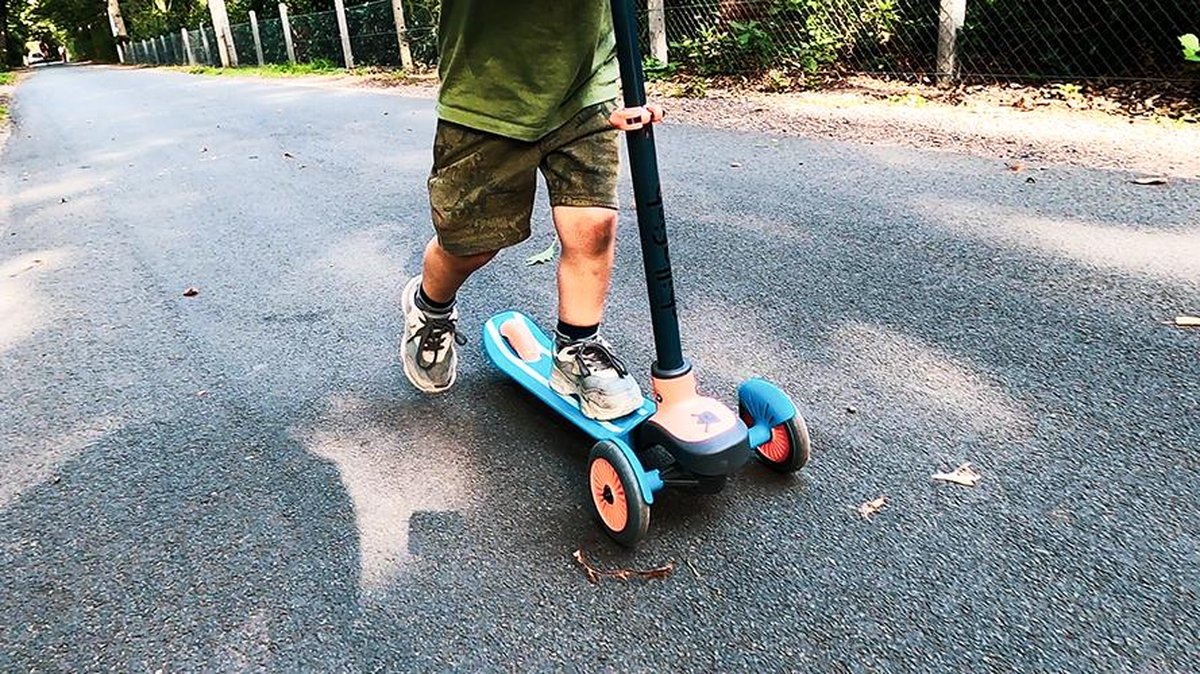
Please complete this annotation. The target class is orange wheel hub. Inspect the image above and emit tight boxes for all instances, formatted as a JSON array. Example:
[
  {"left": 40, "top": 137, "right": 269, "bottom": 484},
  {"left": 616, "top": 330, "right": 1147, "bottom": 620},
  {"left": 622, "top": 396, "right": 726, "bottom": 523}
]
[
  {"left": 744, "top": 413, "right": 792, "bottom": 464},
  {"left": 590, "top": 458, "right": 628, "bottom": 533}
]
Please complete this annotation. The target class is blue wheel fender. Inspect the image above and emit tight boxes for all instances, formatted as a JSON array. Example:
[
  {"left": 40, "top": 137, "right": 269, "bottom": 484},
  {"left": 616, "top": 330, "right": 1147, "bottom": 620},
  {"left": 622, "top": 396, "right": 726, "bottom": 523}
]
[
  {"left": 738, "top": 378, "right": 797, "bottom": 447},
  {"left": 738, "top": 378, "right": 798, "bottom": 424},
  {"left": 610, "top": 437, "right": 663, "bottom": 504}
]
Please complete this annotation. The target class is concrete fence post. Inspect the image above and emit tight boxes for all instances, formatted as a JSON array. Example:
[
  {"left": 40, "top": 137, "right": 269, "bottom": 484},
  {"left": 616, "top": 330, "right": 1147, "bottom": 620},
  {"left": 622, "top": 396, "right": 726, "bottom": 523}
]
[
  {"left": 200, "top": 26, "right": 212, "bottom": 65},
  {"left": 183, "top": 28, "right": 195, "bottom": 65},
  {"left": 250, "top": 10, "right": 266, "bottom": 66},
  {"left": 333, "top": 0, "right": 355, "bottom": 68},
  {"left": 106, "top": 0, "right": 130, "bottom": 64},
  {"left": 207, "top": 0, "right": 237, "bottom": 67},
  {"left": 280, "top": 3, "right": 297, "bottom": 65},
  {"left": 648, "top": 0, "right": 668, "bottom": 64},
  {"left": 390, "top": 0, "right": 414, "bottom": 69},
  {"left": 937, "top": 0, "right": 967, "bottom": 83}
]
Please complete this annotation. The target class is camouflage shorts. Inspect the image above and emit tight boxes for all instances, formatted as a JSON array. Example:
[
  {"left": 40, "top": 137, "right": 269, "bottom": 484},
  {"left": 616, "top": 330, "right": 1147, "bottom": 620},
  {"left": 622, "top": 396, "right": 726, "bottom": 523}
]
[{"left": 427, "top": 103, "right": 620, "bottom": 257}]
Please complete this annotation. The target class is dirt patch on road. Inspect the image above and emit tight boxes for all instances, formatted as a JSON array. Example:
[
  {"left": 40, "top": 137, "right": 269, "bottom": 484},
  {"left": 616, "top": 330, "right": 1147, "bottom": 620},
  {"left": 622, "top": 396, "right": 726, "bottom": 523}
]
[
  {"left": 160, "top": 65, "right": 1200, "bottom": 178},
  {"left": 358, "top": 71, "right": 1200, "bottom": 178},
  {"left": 648, "top": 76, "right": 1200, "bottom": 179}
]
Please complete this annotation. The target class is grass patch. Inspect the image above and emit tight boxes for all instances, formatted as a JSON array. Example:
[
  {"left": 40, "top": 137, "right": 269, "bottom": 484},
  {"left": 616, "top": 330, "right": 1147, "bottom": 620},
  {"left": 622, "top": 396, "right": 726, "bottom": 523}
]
[
  {"left": 0, "top": 71, "right": 16, "bottom": 86},
  {"left": 0, "top": 104, "right": 8, "bottom": 122},
  {"left": 182, "top": 59, "right": 341, "bottom": 78}
]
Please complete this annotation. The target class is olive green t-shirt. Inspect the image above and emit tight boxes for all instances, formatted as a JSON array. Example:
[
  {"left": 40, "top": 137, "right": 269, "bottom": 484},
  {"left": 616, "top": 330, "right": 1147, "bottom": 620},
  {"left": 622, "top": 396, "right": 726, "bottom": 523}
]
[{"left": 435, "top": 0, "right": 620, "bottom": 142}]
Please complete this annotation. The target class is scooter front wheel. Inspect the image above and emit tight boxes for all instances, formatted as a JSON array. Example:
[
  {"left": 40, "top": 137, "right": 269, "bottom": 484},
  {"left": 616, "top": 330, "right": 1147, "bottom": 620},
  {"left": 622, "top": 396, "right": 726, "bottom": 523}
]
[
  {"left": 587, "top": 441, "right": 650, "bottom": 547},
  {"left": 741, "top": 408, "right": 811, "bottom": 473}
]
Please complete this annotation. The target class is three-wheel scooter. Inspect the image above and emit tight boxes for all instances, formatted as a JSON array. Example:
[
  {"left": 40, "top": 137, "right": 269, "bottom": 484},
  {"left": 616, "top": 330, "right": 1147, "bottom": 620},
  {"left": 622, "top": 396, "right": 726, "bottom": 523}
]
[{"left": 482, "top": 0, "right": 811, "bottom": 546}]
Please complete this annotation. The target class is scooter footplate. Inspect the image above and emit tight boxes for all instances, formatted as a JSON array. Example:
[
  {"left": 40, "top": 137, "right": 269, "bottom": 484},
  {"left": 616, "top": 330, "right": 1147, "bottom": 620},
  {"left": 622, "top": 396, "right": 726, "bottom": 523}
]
[{"left": 482, "top": 311, "right": 655, "bottom": 441}]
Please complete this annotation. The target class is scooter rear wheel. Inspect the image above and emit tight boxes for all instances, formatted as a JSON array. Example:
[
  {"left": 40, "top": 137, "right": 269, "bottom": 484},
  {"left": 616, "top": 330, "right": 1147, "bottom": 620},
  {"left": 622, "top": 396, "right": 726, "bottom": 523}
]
[{"left": 587, "top": 441, "right": 650, "bottom": 547}]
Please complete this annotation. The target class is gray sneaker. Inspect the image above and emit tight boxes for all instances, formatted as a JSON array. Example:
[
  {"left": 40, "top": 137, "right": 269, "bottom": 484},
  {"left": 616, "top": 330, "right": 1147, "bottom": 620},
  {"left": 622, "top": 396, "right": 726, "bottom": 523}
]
[
  {"left": 401, "top": 275, "right": 465, "bottom": 393},
  {"left": 550, "top": 336, "right": 644, "bottom": 420}
]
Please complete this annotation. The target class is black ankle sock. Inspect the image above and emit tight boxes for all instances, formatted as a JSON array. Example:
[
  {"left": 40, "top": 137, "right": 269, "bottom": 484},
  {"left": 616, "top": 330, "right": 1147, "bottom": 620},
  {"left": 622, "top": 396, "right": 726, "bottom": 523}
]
[
  {"left": 417, "top": 284, "right": 455, "bottom": 313},
  {"left": 556, "top": 320, "right": 599, "bottom": 345}
]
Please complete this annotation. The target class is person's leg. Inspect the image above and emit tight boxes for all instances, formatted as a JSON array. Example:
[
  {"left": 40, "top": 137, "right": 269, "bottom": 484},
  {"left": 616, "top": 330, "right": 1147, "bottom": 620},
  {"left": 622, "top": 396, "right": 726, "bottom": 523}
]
[
  {"left": 401, "top": 120, "right": 538, "bottom": 393},
  {"left": 553, "top": 205, "right": 618, "bottom": 331},
  {"left": 419, "top": 237, "right": 497, "bottom": 306},
  {"left": 540, "top": 104, "right": 643, "bottom": 420}
]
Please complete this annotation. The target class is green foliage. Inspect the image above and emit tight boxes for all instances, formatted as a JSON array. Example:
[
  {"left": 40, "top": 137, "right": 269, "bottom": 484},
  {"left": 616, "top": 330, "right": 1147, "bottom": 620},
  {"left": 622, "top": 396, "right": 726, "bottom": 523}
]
[
  {"left": 670, "top": 24, "right": 730, "bottom": 76},
  {"left": 6, "top": 0, "right": 43, "bottom": 67},
  {"left": 120, "top": 0, "right": 209, "bottom": 39},
  {"left": 669, "top": 0, "right": 900, "bottom": 76},
  {"left": 762, "top": 67, "right": 793, "bottom": 91},
  {"left": 400, "top": 0, "right": 439, "bottom": 65},
  {"left": 184, "top": 58, "right": 340, "bottom": 76},
  {"left": 643, "top": 56, "right": 677, "bottom": 81},
  {"left": 28, "top": 0, "right": 116, "bottom": 61},
  {"left": 666, "top": 74, "right": 708, "bottom": 98},
  {"left": 0, "top": 71, "right": 15, "bottom": 85},
  {"left": 1183, "top": 34, "right": 1200, "bottom": 63}
]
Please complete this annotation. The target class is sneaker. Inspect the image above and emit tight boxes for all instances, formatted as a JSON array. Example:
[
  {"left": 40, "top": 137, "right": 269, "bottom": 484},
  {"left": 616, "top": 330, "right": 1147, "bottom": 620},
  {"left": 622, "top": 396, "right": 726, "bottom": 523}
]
[
  {"left": 550, "top": 335, "right": 644, "bottom": 421},
  {"left": 401, "top": 275, "right": 465, "bottom": 393}
]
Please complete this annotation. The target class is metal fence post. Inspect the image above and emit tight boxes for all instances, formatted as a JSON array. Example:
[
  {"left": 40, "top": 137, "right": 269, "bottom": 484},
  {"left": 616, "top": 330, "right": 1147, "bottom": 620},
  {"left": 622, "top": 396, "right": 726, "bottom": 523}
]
[
  {"left": 279, "top": 3, "right": 297, "bottom": 64},
  {"left": 182, "top": 28, "right": 195, "bottom": 65},
  {"left": 937, "top": 0, "right": 967, "bottom": 83},
  {"left": 149, "top": 38, "right": 159, "bottom": 64},
  {"left": 160, "top": 35, "right": 170, "bottom": 64},
  {"left": 250, "top": 10, "right": 266, "bottom": 66},
  {"left": 333, "top": 0, "right": 355, "bottom": 68},
  {"left": 648, "top": 0, "right": 668, "bottom": 64},
  {"left": 390, "top": 0, "right": 414, "bottom": 69}
]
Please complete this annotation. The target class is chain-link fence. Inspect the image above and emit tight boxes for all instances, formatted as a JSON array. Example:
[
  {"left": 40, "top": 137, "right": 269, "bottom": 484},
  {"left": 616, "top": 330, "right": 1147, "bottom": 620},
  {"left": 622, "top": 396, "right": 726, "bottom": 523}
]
[
  {"left": 125, "top": 0, "right": 1198, "bottom": 85},
  {"left": 660, "top": 0, "right": 1199, "bottom": 83},
  {"left": 124, "top": 0, "right": 440, "bottom": 69}
]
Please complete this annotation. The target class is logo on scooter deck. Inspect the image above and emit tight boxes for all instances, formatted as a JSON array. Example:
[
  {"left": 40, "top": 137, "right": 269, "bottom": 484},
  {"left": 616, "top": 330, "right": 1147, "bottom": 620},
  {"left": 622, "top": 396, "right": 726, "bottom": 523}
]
[{"left": 693, "top": 410, "right": 722, "bottom": 432}]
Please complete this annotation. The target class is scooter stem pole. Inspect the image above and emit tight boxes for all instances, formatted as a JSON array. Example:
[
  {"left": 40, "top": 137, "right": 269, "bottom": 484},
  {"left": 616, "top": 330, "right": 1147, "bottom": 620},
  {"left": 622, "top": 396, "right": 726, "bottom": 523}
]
[{"left": 609, "top": 0, "right": 688, "bottom": 376}]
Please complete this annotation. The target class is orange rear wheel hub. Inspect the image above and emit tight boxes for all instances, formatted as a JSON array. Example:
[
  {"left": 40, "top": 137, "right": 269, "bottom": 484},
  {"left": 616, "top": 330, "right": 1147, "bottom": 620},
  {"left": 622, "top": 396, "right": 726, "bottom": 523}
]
[{"left": 590, "top": 458, "right": 628, "bottom": 533}]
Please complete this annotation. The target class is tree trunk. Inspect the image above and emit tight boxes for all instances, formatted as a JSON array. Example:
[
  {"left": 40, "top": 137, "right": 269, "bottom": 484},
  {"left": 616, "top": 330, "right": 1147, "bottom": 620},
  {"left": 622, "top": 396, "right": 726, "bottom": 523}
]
[{"left": 1, "top": 0, "right": 10, "bottom": 70}]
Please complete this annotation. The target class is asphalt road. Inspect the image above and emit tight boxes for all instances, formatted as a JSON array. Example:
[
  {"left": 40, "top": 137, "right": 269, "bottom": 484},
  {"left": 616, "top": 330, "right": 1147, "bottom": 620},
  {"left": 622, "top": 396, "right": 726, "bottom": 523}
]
[{"left": 2, "top": 64, "right": 1198, "bottom": 672}]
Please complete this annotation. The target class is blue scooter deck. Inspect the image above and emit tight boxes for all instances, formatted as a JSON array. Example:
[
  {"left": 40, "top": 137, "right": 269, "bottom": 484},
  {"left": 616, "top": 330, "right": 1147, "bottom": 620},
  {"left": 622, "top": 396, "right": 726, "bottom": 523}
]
[{"left": 482, "top": 311, "right": 656, "bottom": 443}]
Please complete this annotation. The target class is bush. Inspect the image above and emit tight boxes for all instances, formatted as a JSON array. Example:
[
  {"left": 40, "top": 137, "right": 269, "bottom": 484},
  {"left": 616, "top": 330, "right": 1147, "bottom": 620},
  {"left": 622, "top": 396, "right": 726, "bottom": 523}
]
[{"left": 668, "top": 0, "right": 902, "bottom": 76}]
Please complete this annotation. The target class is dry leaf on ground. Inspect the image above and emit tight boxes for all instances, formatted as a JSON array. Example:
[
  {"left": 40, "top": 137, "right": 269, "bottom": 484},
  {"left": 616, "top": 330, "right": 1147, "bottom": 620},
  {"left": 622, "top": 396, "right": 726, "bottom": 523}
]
[
  {"left": 1007, "top": 162, "right": 1025, "bottom": 172},
  {"left": 572, "top": 549, "right": 675, "bottom": 585},
  {"left": 524, "top": 238, "right": 558, "bottom": 266},
  {"left": 1173, "top": 315, "right": 1200, "bottom": 328},
  {"left": 932, "top": 462, "right": 982, "bottom": 487},
  {"left": 182, "top": 287, "right": 200, "bottom": 297},
  {"left": 858, "top": 495, "right": 887, "bottom": 520}
]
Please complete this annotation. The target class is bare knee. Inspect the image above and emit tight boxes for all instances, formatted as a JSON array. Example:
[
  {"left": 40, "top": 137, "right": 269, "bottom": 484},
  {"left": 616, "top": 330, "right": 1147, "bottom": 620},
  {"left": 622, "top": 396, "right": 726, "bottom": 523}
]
[{"left": 558, "top": 208, "right": 618, "bottom": 259}]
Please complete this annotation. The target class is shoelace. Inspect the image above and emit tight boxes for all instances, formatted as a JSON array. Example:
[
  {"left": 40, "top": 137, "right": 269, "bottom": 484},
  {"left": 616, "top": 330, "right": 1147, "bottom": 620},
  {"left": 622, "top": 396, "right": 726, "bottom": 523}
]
[
  {"left": 570, "top": 339, "right": 630, "bottom": 378},
  {"left": 411, "top": 314, "right": 466, "bottom": 370}
]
